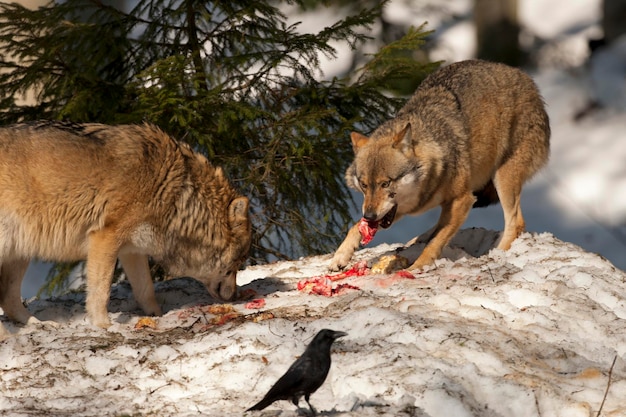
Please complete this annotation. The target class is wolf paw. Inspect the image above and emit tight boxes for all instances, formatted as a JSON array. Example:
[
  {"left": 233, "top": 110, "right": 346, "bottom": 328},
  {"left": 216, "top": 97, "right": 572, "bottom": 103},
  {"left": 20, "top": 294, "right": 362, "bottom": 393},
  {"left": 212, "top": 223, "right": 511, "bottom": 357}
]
[
  {"left": 328, "top": 254, "right": 349, "bottom": 272},
  {"left": 328, "top": 261, "right": 344, "bottom": 272},
  {"left": 0, "top": 324, "right": 12, "bottom": 342},
  {"left": 28, "top": 318, "right": 60, "bottom": 331},
  {"left": 409, "top": 255, "right": 436, "bottom": 271},
  {"left": 88, "top": 315, "right": 112, "bottom": 329},
  {"left": 24, "top": 316, "right": 59, "bottom": 328}
]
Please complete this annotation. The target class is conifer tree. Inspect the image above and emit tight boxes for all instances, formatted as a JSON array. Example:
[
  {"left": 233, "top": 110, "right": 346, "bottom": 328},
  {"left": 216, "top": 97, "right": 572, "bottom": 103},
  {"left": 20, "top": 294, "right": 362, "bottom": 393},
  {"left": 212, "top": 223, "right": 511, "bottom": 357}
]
[{"left": 0, "top": 0, "right": 435, "bottom": 270}]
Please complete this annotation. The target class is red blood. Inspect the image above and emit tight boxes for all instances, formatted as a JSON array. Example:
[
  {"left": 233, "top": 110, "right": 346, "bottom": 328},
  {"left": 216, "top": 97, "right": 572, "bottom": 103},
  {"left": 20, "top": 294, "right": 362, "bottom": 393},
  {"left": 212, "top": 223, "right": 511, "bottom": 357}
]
[
  {"left": 394, "top": 270, "right": 416, "bottom": 279},
  {"left": 358, "top": 218, "right": 378, "bottom": 245},
  {"left": 244, "top": 299, "right": 266, "bottom": 309}
]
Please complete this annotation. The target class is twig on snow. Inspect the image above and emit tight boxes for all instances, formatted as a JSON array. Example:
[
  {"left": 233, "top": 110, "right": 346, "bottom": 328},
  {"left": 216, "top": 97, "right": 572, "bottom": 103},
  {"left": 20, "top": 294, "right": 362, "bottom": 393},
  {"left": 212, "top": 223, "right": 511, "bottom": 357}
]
[{"left": 595, "top": 355, "right": 617, "bottom": 417}]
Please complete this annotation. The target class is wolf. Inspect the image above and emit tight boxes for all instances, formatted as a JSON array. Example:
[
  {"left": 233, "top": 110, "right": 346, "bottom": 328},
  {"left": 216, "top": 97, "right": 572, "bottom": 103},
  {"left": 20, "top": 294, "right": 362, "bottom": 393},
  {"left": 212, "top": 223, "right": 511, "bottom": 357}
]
[
  {"left": 330, "top": 60, "right": 550, "bottom": 271},
  {"left": 0, "top": 121, "right": 251, "bottom": 336}
]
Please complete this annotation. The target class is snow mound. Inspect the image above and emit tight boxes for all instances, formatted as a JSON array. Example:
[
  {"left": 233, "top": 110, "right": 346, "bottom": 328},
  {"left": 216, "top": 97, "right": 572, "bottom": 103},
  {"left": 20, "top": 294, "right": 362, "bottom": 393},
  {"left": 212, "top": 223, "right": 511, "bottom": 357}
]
[{"left": 1, "top": 229, "right": 625, "bottom": 417}]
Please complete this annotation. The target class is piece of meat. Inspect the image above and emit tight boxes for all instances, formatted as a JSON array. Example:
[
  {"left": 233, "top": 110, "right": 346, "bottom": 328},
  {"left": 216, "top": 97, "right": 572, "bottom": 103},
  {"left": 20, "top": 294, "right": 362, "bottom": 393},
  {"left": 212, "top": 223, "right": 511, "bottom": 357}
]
[
  {"left": 205, "top": 304, "right": 235, "bottom": 315},
  {"left": 297, "top": 277, "right": 332, "bottom": 297},
  {"left": 210, "top": 312, "right": 240, "bottom": 325},
  {"left": 358, "top": 218, "right": 378, "bottom": 245},
  {"left": 371, "top": 255, "right": 410, "bottom": 274},
  {"left": 134, "top": 317, "right": 158, "bottom": 330},
  {"left": 297, "top": 261, "right": 368, "bottom": 296},
  {"left": 244, "top": 298, "right": 266, "bottom": 309},
  {"left": 326, "top": 260, "right": 369, "bottom": 281}
]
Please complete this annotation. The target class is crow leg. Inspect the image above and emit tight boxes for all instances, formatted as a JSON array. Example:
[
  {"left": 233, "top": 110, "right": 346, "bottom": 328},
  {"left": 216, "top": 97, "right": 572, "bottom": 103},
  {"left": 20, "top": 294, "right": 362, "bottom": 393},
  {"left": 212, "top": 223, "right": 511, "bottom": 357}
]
[{"left": 304, "top": 394, "right": 317, "bottom": 416}]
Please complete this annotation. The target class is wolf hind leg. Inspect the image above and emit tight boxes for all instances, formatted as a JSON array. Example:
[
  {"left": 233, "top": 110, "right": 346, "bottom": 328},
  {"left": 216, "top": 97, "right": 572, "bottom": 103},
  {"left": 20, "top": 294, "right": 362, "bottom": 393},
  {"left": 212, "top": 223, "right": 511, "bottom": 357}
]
[
  {"left": 118, "top": 253, "right": 161, "bottom": 316},
  {"left": 410, "top": 193, "right": 475, "bottom": 270},
  {"left": 0, "top": 258, "right": 33, "bottom": 325},
  {"left": 493, "top": 167, "right": 526, "bottom": 251},
  {"left": 0, "top": 259, "right": 62, "bottom": 339},
  {"left": 494, "top": 100, "right": 549, "bottom": 251},
  {"left": 0, "top": 322, "right": 10, "bottom": 341}
]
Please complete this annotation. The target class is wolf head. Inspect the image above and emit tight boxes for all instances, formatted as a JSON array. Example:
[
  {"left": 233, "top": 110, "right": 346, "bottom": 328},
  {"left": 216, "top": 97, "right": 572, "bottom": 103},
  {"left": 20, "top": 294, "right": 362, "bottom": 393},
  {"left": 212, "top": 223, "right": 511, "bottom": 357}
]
[
  {"left": 346, "top": 123, "right": 425, "bottom": 229},
  {"left": 200, "top": 195, "right": 251, "bottom": 301},
  {"left": 162, "top": 193, "right": 251, "bottom": 301},
  {"left": 209, "top": 195, "right": 251, "bottom": 301},
  {"left": 157, "top": 147, "right": 252, "bottom": 302}
]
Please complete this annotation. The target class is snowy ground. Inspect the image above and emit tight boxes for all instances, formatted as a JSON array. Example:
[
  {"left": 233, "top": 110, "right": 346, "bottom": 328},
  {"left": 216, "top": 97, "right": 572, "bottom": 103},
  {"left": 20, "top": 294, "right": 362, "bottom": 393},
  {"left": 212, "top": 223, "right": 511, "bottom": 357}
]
[{"left": 1, "top": 229, "right": 625, "bottom": 416}]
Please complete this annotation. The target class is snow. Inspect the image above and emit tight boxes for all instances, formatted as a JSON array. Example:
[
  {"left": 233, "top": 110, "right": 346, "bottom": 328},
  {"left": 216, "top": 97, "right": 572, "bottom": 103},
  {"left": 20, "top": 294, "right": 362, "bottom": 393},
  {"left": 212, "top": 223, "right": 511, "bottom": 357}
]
[
  {"left": 4, "top": 0, "right": 626, "bottom": 415},
  {"left": 518, "top": 0, "right": 600, "bottom": 40},
  {"left": 2, "top": 230, "right": 626, "bottom": 416}
]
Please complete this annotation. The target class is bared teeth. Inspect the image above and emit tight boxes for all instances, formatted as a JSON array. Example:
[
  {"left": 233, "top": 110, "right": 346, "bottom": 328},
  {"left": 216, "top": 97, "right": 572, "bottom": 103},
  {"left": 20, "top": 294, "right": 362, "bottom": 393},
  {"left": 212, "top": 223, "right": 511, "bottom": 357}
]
[{"left": 380, "top": 205, "right": 397, "bottom": 228}]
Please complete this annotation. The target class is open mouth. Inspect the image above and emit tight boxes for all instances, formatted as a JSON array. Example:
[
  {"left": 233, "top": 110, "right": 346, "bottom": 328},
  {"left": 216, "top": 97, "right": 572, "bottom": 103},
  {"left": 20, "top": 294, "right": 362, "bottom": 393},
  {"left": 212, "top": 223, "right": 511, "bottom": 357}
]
[
  {"left": 358, "top": 205, "right": 398, "bottom": 246},
  {"left": 380, "top": 204, "right": 397, "bottom": 229}
]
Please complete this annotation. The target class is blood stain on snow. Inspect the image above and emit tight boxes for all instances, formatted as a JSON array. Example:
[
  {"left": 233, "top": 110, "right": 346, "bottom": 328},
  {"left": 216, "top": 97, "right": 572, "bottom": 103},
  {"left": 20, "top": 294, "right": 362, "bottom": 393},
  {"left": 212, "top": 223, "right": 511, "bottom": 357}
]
[{"left": 375, "top": 270, "right": 416, "bottom": 288}]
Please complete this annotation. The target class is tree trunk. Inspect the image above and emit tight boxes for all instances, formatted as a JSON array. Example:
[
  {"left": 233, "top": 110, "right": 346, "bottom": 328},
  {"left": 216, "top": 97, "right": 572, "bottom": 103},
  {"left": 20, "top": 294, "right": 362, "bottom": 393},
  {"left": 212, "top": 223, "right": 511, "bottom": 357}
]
[
  {"left": 474, "top": 0, "right": 523, "bottom": 66},
  {"left": 603, "top": 0, "right": 626, "bottom": 44}
]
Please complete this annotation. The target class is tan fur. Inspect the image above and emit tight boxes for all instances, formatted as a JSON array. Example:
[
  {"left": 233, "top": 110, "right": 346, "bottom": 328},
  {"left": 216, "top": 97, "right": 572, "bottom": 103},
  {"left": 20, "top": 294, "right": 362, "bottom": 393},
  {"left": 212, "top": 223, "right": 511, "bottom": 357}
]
[
  {"left": 330, "top": 60, "right": 550, "bottom": 271},
  {"left": 0, "top": 122, "right": 251, "bottom": 335}
]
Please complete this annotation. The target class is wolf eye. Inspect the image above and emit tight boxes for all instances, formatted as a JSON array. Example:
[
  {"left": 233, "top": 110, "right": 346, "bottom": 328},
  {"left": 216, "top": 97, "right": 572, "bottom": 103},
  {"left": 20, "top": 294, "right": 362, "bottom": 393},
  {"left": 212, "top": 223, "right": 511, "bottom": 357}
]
[
  {"left": 359, "top": 181, "right": 368, "bottom": 190},
  {"left": 381, "top": 180, "right": 390, "bottom": 188}
]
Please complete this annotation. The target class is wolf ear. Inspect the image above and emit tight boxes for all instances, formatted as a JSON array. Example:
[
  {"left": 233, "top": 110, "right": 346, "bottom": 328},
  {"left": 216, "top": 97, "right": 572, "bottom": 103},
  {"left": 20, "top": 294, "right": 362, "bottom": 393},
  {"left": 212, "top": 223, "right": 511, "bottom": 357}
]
[
  {"left": 228, "top": 196, "right": 250, "bottom": 230},
  {"left": 391, "top": 123, "right": 413, "bottom": 154},
  {"left": 350, "top": 132, "right": 369, "bottom": 154}
]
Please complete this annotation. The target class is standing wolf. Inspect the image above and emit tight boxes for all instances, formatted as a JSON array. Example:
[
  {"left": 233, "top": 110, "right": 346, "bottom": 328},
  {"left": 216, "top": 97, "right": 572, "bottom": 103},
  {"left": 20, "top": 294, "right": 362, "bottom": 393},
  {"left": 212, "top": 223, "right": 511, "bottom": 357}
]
[
  {"left": 330, "top": 60, "right": 550, "bottom": 271},
  {"left": 0, "top": 122, "right": 251, "bottom": 336}
]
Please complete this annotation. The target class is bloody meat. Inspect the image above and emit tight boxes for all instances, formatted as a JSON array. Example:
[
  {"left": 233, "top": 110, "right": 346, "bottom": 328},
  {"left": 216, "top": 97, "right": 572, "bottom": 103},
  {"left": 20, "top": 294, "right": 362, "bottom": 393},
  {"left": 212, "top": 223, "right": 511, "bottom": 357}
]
[{"left": 358, "top": 218, "right": 378, "bottom": 245}]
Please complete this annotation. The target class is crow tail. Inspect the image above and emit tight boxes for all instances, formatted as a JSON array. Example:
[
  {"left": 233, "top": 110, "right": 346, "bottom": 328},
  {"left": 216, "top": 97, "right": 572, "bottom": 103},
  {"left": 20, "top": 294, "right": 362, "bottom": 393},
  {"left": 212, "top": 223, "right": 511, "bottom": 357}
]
[{"left": 246, "top": 397, "right": 273, "bottom": 411}]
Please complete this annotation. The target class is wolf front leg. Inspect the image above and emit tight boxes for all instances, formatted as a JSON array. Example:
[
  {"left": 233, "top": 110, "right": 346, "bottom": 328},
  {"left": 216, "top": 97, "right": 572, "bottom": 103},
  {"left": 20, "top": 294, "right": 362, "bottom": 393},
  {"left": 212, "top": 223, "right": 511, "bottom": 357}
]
[
  {"left": 329, "top": 222, "right": 362, "bottom": 271},
  {"left": 410, "top": 193, "right": 475, "bottom": 270},
  {"left": 85, "top": 228, "right": 121, "bottom": 329},
  {"left": 118, "top": 252, "right": 161, "bottom": 317}
]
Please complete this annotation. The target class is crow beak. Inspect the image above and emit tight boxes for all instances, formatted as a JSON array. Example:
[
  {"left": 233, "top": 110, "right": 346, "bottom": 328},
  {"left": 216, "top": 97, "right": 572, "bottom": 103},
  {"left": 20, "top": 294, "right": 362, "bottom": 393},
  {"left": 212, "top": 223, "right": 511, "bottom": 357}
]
[{"left": 332, "top": 331, "right": 348, "bottom": 339}]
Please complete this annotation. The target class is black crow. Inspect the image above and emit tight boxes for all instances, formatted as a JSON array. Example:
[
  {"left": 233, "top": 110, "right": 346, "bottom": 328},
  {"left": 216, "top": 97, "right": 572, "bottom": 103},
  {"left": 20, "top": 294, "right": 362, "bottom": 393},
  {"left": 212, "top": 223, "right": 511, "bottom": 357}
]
[{"left": 247, "top": 328, "right": 347, "bottom": 415}]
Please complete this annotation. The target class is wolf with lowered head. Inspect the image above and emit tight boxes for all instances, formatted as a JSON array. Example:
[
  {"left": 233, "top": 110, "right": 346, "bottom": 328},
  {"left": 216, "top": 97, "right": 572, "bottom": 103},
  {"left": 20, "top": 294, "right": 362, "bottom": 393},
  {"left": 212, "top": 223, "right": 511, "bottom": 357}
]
[
  {"left": 0, "top": 122, "right": 251, "bottom": 336},
  {"left": 330, "top": 60, "right": 550, "bottom": 271}
]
